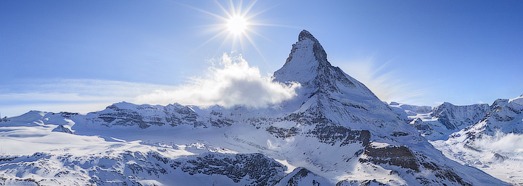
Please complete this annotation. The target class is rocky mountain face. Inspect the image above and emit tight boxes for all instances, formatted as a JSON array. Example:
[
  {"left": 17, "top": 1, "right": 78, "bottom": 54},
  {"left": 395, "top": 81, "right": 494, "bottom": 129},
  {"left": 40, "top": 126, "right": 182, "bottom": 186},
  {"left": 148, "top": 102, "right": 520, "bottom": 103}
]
[
  {"left": 393, "top": 102, "right": 491, "bottom": 140},
  {"left": 431, "top": 102, "right": 490, "bottom": 131},
  {"left": 393, "top": 96, "right": 523, "bottom": 184},
  {"left": 434, "top": 96, "right": 523, "bottom": 185},
  {"left": 274, "top": 30, "right": 408, "bottom": 137},
  {"left": 0, "top": 149, "right": 286, "bottom": 185},
  {"left": 466, "top": 96, "right": 523, "bottom": 136},
  {"left": 86, "top": 102, "right": 206, "bottom": 128},
  {"left": 0, "top": 30, "right": 508, "bottom": 185},
  {"left": 393, "top": 98, "right": 519, "bottom": 141}
]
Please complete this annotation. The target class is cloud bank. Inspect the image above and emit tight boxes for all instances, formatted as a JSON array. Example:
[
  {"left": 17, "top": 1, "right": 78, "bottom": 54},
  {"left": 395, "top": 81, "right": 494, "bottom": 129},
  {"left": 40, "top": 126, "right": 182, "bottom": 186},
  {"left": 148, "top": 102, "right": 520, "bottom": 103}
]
[
  {"left": 135, "top": 54, "right": 300, "bottom": 108},
  {"left": 472, "top": 131, "right": 523, "bottom": 157},
  {"left": 0, "top": 54, "right": 299, "bottom": 116}
]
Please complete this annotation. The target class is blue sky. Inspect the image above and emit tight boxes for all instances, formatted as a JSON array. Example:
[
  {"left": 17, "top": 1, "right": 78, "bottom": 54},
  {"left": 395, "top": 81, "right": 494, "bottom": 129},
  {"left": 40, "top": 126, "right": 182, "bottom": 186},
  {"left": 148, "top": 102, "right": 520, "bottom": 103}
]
[{"left": 1, "top": 0, "right": 523, "bottom": 116}]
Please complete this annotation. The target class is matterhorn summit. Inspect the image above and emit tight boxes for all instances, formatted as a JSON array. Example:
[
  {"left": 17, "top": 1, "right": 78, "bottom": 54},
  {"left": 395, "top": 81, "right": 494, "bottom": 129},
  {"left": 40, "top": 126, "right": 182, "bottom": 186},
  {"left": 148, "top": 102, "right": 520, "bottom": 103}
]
[
  {"left": 275, "top": 30, "right": 365, "bottom": 95},
  {"left": 275, "top": 30, "right": 417, "bottom": 141},
  {"left": 0, "top": 30, "right": 507, "bottom": 185}
]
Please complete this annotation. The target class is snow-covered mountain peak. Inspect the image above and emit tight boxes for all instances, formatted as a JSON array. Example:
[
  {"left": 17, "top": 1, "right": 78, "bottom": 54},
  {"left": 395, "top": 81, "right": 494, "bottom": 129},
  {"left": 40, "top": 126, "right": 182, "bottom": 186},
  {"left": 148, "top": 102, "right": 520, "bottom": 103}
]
[
  {"left": 107, "top": 101, "right": 143, "bottom": 110},
  {"left": 296, "top": 29, "right": 328, "bottom": 64},
  {"left": 509, "top": 94, "right": 523, "bottom": 105},
  {"left": 274, "top": 30, "right": 375, "bottom": 97},
  {"left": 298, "top": 29, "right": 317, "bottom": 41},
  {"left": 274, "top": 30, "right": 331, "bottom": 85},
  {"left": 273, "top": 30, "right": 417, "bottom": 139},
  {"left": 439, "top": 102, "right": 454, "bottom": 107}
]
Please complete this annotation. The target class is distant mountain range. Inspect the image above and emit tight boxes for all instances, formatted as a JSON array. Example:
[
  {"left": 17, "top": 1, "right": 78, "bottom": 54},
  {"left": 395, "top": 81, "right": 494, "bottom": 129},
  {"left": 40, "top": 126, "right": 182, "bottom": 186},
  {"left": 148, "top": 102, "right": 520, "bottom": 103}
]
[
  {"left": 0, "top": 30, "right": 516, "bottom": 185},
  {"left": 392, "top": 94, "right": 523, "bottom": 185}
]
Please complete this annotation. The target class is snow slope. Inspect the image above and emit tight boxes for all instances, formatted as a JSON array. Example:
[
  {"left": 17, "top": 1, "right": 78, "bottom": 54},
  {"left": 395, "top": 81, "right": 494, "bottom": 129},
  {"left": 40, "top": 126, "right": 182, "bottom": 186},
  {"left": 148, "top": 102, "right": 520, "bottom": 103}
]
[
  {"left": 433, "top": 95, "right": 523, "bottom": 185},
  {"left": 393, "top": 102, "right": 490, "bottom": 140},
  {"left": 393, "top": 96, "right": 523, "bottom": 185}
]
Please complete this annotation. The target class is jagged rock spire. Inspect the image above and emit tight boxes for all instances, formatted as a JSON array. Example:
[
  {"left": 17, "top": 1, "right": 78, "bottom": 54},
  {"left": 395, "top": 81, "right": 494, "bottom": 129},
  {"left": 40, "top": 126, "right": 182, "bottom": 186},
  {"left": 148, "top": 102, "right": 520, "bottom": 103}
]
[
  {"left": 298, "top": 30, "right": 328, "bottom": 63},
  {"left": 274, "top": 29, "right": 371, "bottom": 97},
  {"left": 284, "top": 30, "right": 329, "bottom": 66},
  {"left": 275, "top": 30, "right": 335, "bottom": 86}
]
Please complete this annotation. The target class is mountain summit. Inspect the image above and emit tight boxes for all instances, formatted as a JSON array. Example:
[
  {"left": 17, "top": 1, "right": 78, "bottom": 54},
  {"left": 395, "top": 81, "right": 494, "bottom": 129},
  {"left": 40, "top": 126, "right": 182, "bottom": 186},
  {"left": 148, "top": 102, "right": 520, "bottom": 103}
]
[
  {"left": 275, "top": 30, "right": 347, "bottom": 88},
  {"left": 274, "top": 30, "right": 410, "bottom": 138},
  {"left": 274, "top": 30, "right": 376, "bottom": 99},
  {"left": 294, "top": 30, "right": 328, "bottom": 65}
]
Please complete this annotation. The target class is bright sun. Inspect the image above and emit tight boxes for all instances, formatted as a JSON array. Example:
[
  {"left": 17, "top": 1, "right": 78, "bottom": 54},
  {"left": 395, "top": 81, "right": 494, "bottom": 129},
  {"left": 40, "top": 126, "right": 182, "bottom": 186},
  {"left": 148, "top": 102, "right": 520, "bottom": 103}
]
[
  {"left": 227, "top": 15, "right": 248, "bottom": 35},
  {"left": 191, "top": 0, "right": 268, "bottom": 53}
]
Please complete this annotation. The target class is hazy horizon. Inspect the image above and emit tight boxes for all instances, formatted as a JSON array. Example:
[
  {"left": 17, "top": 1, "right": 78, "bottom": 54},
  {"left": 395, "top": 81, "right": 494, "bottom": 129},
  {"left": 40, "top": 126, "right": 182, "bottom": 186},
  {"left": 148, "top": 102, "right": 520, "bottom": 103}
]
[{"left": 1, "top": 0, "right": 522, "bottom": 116}]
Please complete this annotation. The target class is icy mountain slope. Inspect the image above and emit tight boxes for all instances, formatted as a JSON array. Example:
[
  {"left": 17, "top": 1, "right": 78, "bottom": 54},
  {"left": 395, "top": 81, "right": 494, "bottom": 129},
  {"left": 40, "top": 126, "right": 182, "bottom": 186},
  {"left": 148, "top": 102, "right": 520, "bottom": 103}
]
[
  {"left": 431, "top": 102, "right": 490, "bottom": 131},
  {"left": 0, "top": 127, "right": 286, "bottom": 185},
  {"left": 0, "top": 30, "right": 507, "bottom": 185},
  {"left": 463, "top": 96, "right": 523, "bottom": 136},
  {"left": 393, "top": 102, "right": 490, "bottom": 140},
  {"left": 274, "top": 30, "right": 411, "bottom": 138},
  {"left": 432, "top": 95, "right": 523, "bottom": 185},
  {"left": 392, "top": 96, "right": 523, "bottom": 184},
  {"left": 0, "top": 113, "right": 288, "bottom": 185}
]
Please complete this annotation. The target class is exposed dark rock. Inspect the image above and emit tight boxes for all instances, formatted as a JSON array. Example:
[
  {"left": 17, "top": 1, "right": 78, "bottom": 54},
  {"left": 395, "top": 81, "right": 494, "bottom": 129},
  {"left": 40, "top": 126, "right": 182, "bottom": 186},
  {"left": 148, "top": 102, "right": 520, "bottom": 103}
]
[
  {"left": 208, "top": 110, "right": 234, "bottom": 127},
  {"left": 164, "top": 104, "right": 204, "bottom": 127},
  {"left": 412, "top": 118, "right": 431, "bottom": 131},
  {"left": 283, "top": 109, "right": 332, "bottom": 126},
  {"left": 58, "top": 112, "right": 79, "bottom": 118},
  {"left": 361, "top": 145, "right": 419, "bottom": 172},
  {"left": 336, "top": 179, "right": 387, "bottom": 186},
  {"left": 98, "top": 105, "right": 157, "bottom": 128},
  {"left": 434, "top": 169, "right": 471, "bottom": 186},
  {"left": 52, "top": 125, "right": 73, "bottom": 134},
  {"left": 391, "top": 131, "right": 409, "bottom": 137},
  {"left": 182, "top": 153, "right": 284, "bottom": 186},
  {"left": 266, "top": 126, "right": 299, "bottom": 138},
  {"left": 307, "top": 125, "right": 370, "bottom": 146},
  {"left": 418, "top": 154, "right": 472, "bottom": 186},
  {"left": 284, "top": 168, "right": 321, "bottom": 186}
]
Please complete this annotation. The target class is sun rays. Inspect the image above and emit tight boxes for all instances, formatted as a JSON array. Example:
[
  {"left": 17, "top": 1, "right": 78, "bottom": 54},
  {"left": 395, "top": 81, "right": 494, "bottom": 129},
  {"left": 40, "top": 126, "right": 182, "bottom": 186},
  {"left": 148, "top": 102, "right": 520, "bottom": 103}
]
[
  {"left": 182, "top": 0, "right": 269, "bottom": 57},
  {"left": 213, "top": 0, "right": 258, "bottom": 50}
]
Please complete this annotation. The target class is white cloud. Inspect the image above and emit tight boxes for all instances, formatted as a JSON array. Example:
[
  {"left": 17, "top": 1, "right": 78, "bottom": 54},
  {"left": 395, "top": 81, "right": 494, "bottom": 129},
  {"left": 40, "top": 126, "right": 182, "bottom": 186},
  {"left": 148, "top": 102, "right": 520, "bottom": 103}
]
[
  {"left": 472, "top": 131, "right": 523, "bottom": 156},
  {"left": 0, "top": 54, "right": 299, "bottom": 116},
  {"left": 135, "top": 53, "right": 300, "bottom": 108},
  {"left": 340, "top": 57, "right": 426, "bottom": 105}
]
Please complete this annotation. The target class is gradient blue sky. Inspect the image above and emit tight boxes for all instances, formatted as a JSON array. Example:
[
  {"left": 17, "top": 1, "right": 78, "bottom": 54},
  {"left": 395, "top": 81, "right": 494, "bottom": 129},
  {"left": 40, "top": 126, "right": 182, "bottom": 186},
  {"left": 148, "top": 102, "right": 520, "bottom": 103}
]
[{"left": 1, "top": 0, "right": 523, "bottom": 116}]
